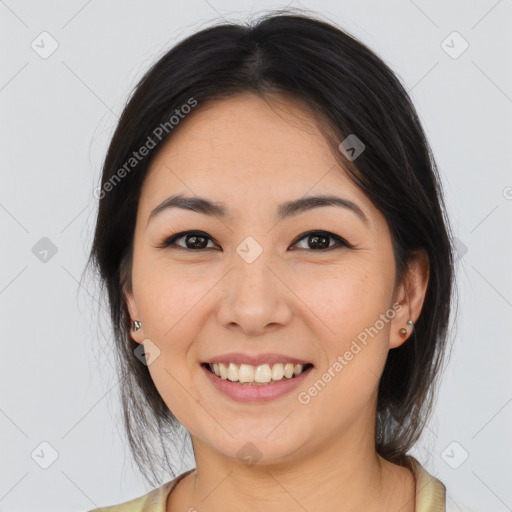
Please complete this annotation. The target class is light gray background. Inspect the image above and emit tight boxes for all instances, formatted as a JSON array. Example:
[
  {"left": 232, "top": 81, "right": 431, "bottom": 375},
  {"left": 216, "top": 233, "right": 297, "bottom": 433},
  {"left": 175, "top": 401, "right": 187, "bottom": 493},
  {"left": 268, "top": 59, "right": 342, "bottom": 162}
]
[{"left": 1, "top": 1, "right": 511, "bottom": 511}]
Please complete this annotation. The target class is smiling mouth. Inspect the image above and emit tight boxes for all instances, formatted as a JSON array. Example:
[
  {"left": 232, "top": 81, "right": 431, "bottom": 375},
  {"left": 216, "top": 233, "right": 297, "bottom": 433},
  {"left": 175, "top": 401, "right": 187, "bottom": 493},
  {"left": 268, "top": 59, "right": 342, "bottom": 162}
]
[{"left": 201, "top": 362, "right": 314, "bottom": 386}]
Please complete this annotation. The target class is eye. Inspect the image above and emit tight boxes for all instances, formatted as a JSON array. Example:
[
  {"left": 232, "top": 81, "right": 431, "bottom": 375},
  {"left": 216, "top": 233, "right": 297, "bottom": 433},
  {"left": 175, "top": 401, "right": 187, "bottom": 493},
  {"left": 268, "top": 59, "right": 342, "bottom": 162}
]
[
  {"left": 290, "top": 230, "right": 352, "bottom": 251},
  {"left": 156, "top": 230, "right": 352, "bottom": 251},
  {"left": 156, "top": 230, "right": 218, "bottom": 250}
]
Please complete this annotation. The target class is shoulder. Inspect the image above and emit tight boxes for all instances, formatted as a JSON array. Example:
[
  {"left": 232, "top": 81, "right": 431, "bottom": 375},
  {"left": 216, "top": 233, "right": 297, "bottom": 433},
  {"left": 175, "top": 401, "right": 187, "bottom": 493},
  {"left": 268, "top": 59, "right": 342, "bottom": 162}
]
[
  {"left": 86, "top": 469, "right": 194, "bottom": 512},
  {"left": 403, "top": 455, "right": 446, "bottom": 512}
]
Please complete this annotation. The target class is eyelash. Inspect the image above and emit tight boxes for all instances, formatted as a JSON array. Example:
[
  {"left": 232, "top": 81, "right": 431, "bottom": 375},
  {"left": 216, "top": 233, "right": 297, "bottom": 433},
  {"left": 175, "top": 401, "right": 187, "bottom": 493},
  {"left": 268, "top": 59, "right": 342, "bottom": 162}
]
[{"left": 155, "top": 230, "right": 353, "bottom": 252}]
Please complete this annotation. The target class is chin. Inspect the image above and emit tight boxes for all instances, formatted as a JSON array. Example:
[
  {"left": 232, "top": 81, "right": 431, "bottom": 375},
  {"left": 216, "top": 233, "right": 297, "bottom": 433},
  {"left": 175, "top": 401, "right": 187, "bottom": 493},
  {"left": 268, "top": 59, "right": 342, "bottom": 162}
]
[{"left": 205, "top": 429, "right": 308, "bottom": 468}]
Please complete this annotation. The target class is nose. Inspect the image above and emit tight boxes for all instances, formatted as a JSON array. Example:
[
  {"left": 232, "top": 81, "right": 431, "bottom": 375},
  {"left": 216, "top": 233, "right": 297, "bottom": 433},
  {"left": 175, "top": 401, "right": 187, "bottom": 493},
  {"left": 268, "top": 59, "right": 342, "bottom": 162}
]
[{"left": 216, "top": 250, "right": 293, "bottom": 336}]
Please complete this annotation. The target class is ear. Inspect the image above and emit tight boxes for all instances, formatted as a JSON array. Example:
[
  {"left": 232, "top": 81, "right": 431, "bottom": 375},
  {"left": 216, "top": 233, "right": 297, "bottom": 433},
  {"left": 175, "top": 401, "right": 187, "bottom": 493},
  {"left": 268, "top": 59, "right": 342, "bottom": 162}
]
[
  {"left": 389, "top": 249, "right": 430, "bottom": 349},
  {"left": 124, "top": 286, "right": 144, "bottom": 345}
]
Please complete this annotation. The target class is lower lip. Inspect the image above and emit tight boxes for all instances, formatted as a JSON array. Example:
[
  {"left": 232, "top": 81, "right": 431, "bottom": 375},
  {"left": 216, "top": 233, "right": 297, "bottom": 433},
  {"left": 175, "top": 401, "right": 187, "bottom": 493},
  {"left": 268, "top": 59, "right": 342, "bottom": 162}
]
[{"left": 201, "top": 364, "right": 313, "bottom": 403}]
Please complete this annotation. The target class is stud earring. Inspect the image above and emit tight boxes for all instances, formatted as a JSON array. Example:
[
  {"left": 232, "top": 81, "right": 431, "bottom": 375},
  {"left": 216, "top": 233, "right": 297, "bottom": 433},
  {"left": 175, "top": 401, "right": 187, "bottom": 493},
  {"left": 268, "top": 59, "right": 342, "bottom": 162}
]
[
  {"left": 399, "top": 319, "right": 414, "bottom": 338},
  {"left": 131, "top": 320, "right": 142, "bottom": 332}
]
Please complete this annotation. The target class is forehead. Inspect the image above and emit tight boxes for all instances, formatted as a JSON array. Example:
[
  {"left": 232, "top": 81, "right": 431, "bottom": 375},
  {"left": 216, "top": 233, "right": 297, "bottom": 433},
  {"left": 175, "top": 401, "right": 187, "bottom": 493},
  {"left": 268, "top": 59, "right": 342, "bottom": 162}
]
[{"left": 138, "top": 93, "right": 380, "bottom": 231}]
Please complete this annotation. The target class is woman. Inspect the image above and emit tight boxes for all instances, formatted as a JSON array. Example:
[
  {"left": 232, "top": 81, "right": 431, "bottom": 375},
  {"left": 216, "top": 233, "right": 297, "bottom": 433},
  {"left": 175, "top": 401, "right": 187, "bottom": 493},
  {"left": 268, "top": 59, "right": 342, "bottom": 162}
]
[{"left": 86, "top": 9, "right": 456, "bottom": 512}]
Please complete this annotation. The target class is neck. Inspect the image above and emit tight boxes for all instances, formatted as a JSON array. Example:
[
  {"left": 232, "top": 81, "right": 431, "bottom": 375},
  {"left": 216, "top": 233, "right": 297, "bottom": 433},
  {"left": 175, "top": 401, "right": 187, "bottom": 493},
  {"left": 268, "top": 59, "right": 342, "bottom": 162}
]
[{"left": 167, "top": 426, "right": 416, "bottom": 512}]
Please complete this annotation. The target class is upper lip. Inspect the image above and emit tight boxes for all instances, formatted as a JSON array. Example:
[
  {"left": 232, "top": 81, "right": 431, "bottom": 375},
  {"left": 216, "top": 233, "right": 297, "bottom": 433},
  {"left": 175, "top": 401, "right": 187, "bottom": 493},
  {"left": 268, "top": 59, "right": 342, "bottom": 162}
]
[{"left": 203, "top": 353, "right": 313, "bottom": 367}]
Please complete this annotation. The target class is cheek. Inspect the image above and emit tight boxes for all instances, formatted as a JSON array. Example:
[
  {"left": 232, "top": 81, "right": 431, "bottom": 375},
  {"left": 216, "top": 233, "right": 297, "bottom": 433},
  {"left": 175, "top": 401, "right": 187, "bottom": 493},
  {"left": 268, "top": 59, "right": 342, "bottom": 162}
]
[
  {"left": 138, "top": 278, "right": 203, "bottom": 428},
  {"left": 302, "top": 261, "right": 392, "bottom": 340},
  {"left": 137, "top": 260, "right": 208, "bottom": 341},
  {"left": 300, "top": 323, "right": 390, "bottom": 433},
  {"left": 299, "top": 264, "right": 392, "bottom": 408}
]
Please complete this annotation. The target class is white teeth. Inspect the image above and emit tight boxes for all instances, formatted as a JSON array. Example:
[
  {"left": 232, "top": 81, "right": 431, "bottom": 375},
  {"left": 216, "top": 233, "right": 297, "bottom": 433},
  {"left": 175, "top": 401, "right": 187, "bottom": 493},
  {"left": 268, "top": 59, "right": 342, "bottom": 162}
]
[
  {"left": 207, "top": 362, "right": 309, "bottom": 384},
  {"left": 271, "top": 363, "right": 284, "bottom": 381},
  {"left": 227, "top": 362, "right": 238, "bottom": 381},
  {"left": 238, "top": 364, "right": 254, "bottom": 383},
  {"left": 219, "top": 363, "right": 228, "bottom": 379},
  {"left": 284, "top": 363, "right": 295, "bottom": 379},
  {"left": 254, "top": 364, "right": 272, "bottom": 383}
]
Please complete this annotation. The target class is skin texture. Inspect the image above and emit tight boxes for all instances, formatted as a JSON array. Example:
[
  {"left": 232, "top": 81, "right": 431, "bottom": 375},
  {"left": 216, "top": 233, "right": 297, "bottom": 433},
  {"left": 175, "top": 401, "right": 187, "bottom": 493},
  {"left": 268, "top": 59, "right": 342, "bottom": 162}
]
[{"left": 125, "top": 92, "right": 429, "bottom": 512}]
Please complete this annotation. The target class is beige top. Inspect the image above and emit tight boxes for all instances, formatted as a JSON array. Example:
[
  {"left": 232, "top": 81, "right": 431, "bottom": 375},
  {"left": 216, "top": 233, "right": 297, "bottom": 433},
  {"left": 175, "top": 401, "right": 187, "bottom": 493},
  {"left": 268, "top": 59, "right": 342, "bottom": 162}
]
[{"left": 88, "top": 455, "right": 446, "bottom": 511}]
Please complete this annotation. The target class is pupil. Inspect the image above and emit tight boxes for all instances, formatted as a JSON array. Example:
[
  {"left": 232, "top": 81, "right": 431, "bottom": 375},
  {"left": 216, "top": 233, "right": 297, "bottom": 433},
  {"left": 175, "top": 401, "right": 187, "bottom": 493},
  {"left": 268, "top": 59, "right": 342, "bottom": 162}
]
[
  {"left": 309, "top": 234, "right": 328, "bottom": 250},
  {"left": 186, "top": 234, "right": 207, "bottom": 249}
]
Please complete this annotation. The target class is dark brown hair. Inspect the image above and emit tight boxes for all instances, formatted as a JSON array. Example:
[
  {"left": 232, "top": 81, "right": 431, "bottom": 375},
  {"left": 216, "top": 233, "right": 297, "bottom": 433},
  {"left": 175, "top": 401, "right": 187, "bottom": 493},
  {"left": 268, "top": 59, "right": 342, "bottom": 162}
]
[{"left": 84, "top": 8, "right": 457, "bottom": 485}]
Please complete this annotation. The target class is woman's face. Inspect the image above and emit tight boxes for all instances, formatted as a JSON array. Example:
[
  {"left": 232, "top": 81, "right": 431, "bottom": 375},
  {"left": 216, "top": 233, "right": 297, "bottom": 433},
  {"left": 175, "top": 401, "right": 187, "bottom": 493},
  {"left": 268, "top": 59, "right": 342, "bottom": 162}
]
[{"left": 125, "top": 92, "right": 423, "bottom": 466}]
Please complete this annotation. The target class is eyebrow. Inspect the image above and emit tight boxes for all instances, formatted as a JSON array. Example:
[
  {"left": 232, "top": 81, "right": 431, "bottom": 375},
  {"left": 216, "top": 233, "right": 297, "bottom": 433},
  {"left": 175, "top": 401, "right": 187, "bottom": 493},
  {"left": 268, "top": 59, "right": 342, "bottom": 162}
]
[{"left": 147, "top": 193, "right": 369, "bottom": 227}]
